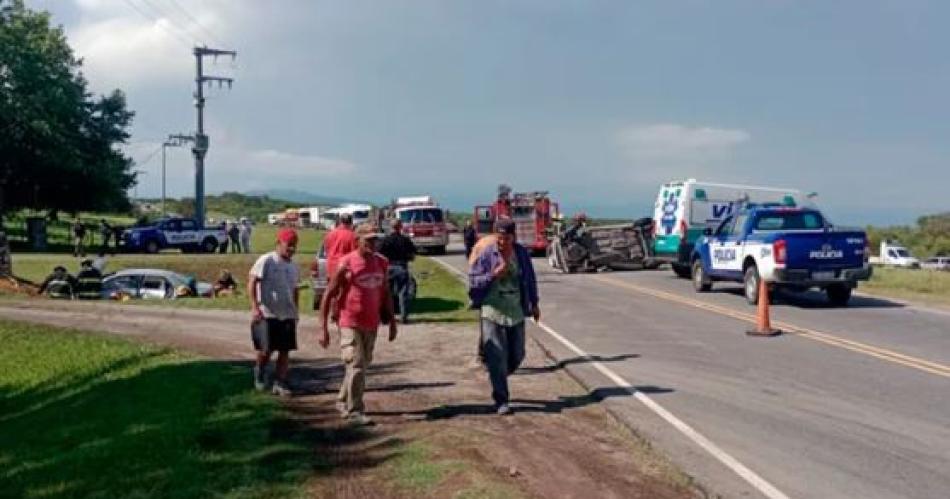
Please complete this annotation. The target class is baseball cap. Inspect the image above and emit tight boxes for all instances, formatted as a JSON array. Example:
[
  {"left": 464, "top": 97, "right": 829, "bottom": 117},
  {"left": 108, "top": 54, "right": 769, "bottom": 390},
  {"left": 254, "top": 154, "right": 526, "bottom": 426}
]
[
  {"left": 494, "top": 218, "right": 516, "bottom": 235},
  {"left": 276, "top": 227, "right": 299, "bottom": 244},
  {"left": 355, "top": 223, "right": 384, "bottom": 240}
]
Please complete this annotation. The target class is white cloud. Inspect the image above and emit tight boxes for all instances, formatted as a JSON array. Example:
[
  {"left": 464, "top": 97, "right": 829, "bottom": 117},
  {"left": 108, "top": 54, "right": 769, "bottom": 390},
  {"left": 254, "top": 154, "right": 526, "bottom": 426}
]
[
  {"left": 611, "top": 123, "right": 752, "bottom": 188},
  {"left": 222, "top": 147, "right": 356, "bottom": 178},
  {"left": 617, "top": 124, "right": 750, "bottom": 159},
  {"left": 65, "top": 0, "right": 238, "bottom": 91}
]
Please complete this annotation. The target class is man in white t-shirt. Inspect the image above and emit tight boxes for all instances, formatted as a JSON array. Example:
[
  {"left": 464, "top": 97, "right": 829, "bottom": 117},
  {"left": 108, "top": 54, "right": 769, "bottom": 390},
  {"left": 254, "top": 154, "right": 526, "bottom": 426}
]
[{"left": 248, "top": 227, "right": 300, "bottom": 396}]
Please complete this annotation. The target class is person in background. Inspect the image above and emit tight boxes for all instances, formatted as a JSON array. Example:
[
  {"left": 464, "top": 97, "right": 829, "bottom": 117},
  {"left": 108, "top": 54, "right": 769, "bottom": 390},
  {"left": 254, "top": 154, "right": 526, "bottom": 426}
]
[
  {"left": 112, "top": 225, "right": 124, "bottom": 254},
  {"left": 240, "top": 219, "right": 253, "bottom": 253},
  {"left": 75, "top": 259, "right": 103, "bottom": 300},
  {"left": 72, "top": 218, "right": 87, "bottom": 257},
  {"left": 463, "top": 219, "right": 477, "bottom": 259},
  {"left": 218, "top": 220, "right": 230, "bottom": 253},
  {"left": 319, "top": 223, "right": 396, "bottom": 426},
  {"left": 37, "top": 265, "right": 77, "bottom": 299},
  {"left": 92, "top": 251, "right": 108, "bottom": 274},
  {"left": 379, "top": 219, "right": 417, "bottom": 324},
  {"left": 324, "top": 213, "right": 357, "bottom": 279},
  {"left": 247, "top": 228, "right": 301, "bottom": 397},
  {"left": 467, "top": 218, "right": 540, "bottom": 415},
  {"left": 228, "top": 222, "right": 242, "bottom": 253},
  {"left": 214, "top": 269, "right": 238, "bottom": 297},
  {"left": 99, "top": 219, "right": 112, "bottom": 255}
]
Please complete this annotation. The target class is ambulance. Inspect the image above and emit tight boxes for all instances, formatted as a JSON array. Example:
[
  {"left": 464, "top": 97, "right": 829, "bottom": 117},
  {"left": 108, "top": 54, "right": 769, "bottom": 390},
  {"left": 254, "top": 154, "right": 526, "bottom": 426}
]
[{"left": 652, "top": 179, "right": 817, "bottom": 278}]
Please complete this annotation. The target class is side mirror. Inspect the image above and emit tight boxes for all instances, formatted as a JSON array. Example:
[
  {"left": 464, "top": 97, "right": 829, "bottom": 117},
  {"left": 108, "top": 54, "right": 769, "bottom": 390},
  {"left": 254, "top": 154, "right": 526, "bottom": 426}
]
[{"left": 703, "top": 227, "right": 713, "bottom": 236}]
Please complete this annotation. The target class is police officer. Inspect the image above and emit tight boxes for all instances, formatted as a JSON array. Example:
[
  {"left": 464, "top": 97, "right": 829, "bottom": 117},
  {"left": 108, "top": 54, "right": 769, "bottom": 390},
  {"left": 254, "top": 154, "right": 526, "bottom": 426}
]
[
  {"left": 379, "top": 220, "right": 417, "bottom": 324},
  {"left": 99, "top": 219, "right": 112, "bottom": 254},
  {"left": 75, "top": 259, "right": 103, "bottom": 300},
  {"left": 37, "top": 266, "right": 77, "bottom": 299}
]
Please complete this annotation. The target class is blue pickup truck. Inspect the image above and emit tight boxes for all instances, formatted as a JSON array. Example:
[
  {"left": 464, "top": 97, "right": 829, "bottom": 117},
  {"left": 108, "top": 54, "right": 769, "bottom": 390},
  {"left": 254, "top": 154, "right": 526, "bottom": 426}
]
[
  {"left": 691, "top": 206, "right": 872, "bottom": 306},
  {"left": 122, "top": 218, "right": 227, "bottom": 254}
]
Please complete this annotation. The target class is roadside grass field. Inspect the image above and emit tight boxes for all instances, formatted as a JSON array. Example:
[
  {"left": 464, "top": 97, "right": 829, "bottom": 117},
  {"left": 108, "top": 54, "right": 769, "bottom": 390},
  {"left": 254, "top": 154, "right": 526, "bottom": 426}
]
[
  {"left": 0, "top": 320, "right": 314, "bottom": 498},
  {"left": 862, "top": 267, "right": 950, "bottom": 307},
  {"left": 5, "top": 242, "right": 473, "bottom": 321}
]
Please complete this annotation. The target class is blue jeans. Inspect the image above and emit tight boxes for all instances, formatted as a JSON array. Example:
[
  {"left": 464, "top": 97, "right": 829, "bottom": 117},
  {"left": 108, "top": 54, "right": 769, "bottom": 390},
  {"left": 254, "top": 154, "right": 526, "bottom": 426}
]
[{"left": 480, "top": 319, "right": 526, "bottom": 406}]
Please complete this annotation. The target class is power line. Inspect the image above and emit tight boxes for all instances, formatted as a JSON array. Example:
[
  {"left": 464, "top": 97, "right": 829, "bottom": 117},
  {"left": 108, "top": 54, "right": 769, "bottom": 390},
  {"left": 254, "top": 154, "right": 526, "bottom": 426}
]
[
  {"left": 163, "top": 0, "right": 227, "bottom": 47},
  {"left": 138, "top": 0, "right": 201, "bottom": 43},
  {"left": 120, "top": 0, "right": 193, "bottom": 48}
]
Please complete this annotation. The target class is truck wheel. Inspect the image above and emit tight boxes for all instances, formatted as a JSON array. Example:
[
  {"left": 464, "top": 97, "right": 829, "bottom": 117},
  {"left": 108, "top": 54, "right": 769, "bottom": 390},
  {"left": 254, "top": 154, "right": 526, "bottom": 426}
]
[
  {"left": 743, "top": 265, "right": 760, "bottom": 305},
  {"left": 692, "top": 260, "right": 712, "bottom": 292},
  {"left": 672, "top": 263, "right": 692, "bottom": 279},
  {"left": 201, "top": 238, "right": 218, "bottom": 253},
  {"left": 145, "top": 240, "right": 159, "bottom": 254},
  {"left": 826, "top": 285, "right": 852, "bottom": 307}
]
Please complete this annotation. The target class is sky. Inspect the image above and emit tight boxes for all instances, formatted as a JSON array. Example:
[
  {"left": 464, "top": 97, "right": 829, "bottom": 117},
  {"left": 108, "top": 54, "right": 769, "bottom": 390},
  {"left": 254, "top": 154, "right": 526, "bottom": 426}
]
[{"left": 28, "top": 0, "right": 950, "bottom": 225}]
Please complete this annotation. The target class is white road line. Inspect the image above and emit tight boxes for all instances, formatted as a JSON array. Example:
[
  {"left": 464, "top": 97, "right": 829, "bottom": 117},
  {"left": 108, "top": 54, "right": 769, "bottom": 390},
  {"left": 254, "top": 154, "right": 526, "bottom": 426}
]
[
  {"left": 430, "top": 255, "right": 791, "bottom": 499},
  {"left": 532, "top": 320, "right": 790, "bottom": 499}
]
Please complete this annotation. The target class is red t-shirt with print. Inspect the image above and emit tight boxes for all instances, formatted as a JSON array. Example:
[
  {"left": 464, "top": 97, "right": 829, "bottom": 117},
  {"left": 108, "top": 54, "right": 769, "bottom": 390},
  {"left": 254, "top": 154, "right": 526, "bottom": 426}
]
[{"left": 338, "top": 250, "right": 389, "bottom": 331}]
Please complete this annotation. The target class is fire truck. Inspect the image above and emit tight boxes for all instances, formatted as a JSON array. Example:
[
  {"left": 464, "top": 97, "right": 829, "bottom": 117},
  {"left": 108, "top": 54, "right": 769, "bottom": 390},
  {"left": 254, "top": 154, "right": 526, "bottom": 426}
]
[
  {"left": 393, "top": 196, "right": 449, "bottom": 254},
  {"left": 474, "top": 191, "right": 559, "bottom": 255}
]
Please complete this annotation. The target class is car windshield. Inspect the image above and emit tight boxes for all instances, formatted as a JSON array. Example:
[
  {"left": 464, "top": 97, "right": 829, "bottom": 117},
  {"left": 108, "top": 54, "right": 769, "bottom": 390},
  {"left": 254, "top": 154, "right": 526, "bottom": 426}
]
[
  {"left": 754, "top": 211, "right": 824, "bottom": 231},
  {"left": 894, "top": 249, "right": 910, "bottom": 257},
  {"left": 399, "top": 208, "right": 443, "bottom": 223}
]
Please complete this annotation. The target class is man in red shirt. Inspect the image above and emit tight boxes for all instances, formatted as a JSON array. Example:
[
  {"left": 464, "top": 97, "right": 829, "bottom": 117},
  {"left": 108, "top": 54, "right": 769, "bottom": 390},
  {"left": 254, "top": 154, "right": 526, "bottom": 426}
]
[
  {"left": 323, "top": 213, "right": 358, "bottom": 278},
  {"left": 318, "top": 223, "right": 397, "bottom": 426}
]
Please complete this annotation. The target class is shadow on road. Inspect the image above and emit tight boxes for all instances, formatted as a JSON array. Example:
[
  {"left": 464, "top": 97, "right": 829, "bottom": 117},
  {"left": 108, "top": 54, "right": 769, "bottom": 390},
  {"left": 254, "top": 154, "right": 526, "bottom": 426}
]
[
  {"left": 515, "top": 353, "right": 640, "bottom": 375},
  {"left": 366, "top": 385, "right": 674, "bottom": 420},
  {"left": 715, "top": 287, "right": 906, "bottom": 310}
]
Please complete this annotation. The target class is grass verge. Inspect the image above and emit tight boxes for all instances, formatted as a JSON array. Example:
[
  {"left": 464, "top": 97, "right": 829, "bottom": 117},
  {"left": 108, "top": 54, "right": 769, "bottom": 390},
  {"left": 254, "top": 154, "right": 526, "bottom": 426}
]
[
  {"left": 0, "top": 319, "right": 315, "bottom": 498},
  {"left": 3, "top": 251, "right": 474, "bottom": 323},
  {"left": 862, "top": 267, "right": 950, "bottom": 307},
  {"left": 410, "top": 257, "right": 475, "bottom": 323}
]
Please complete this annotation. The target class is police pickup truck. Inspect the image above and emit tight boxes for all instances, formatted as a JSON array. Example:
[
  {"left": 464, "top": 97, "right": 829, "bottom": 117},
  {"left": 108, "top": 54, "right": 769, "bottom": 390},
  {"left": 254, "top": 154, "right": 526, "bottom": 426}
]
[
  {"left": 690, "top": 206, "right": 871, "bottom": 306},
  {"left": 122, "top": 218, "right": 226, "bottom": 254}
]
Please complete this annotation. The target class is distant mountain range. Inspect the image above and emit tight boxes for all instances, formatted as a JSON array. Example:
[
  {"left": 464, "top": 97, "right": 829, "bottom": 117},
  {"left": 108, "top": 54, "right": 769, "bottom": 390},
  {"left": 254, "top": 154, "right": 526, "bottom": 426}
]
[{"left": 245, "top": 189, "right": 370, "bottom": 206}]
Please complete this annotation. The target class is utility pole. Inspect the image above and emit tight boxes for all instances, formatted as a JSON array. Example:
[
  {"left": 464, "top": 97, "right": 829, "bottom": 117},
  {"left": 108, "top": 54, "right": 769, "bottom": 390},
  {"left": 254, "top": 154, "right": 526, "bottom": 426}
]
[
  {"left": 192, "top": 46, "right": 236, "bottom": 228},
  {"left": 162, "top": 134, "right": 195, "bottom": 216}
]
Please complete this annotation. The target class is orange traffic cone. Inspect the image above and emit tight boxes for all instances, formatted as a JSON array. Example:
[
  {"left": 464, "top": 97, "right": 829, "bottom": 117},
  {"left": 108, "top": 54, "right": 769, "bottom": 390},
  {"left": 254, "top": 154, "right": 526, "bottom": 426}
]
[{"left": 747, "top": 278, "right": 781, "bottom": 337}]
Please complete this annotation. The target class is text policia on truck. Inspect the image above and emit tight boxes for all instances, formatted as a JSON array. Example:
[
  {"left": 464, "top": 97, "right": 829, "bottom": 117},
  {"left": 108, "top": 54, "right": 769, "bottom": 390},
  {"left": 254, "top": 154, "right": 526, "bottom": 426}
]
[{"left": 651, "top": 179, "right": 818, "bottom": 278}]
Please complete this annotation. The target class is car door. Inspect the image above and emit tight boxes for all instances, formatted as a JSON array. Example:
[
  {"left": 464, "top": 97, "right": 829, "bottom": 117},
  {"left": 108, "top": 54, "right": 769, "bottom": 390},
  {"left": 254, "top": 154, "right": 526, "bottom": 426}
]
[
  {"left": 707, "top": 215, "right": 744, "bottom": 278},
  {"left": 140, "top": 276, "right": 169, "bottom": 299},
  {"left": 177, "top": 219, "right": 199, "bottom": 246}
]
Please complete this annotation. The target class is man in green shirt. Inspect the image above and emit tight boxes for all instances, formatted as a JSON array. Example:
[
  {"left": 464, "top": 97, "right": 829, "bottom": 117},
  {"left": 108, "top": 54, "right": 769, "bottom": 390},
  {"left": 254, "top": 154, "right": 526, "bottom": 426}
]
[{"left": 468, "top": 218, "right": 540, "bottom": 415}]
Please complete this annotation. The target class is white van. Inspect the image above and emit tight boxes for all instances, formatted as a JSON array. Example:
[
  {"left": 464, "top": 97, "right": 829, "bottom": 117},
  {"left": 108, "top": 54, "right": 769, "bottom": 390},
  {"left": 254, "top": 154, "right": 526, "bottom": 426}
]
[
  {"left": 321, "top": 204, "right": 372, "bottom": 230},
  {"left": 652, "top": 179, "right": 817, "bottom": 277}
]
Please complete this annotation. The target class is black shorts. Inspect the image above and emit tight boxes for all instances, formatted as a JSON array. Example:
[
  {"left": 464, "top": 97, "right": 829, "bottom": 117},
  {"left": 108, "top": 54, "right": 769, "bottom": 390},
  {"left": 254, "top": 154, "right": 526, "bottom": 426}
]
[{"left": 251, "top": 318, "right": 298, "bottom": 352}]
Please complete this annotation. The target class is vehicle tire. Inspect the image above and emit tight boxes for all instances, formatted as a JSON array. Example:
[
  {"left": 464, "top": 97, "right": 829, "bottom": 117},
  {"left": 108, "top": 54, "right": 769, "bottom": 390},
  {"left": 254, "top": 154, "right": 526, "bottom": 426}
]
[
  {"left": 643, "top": 259, "right": 661, "bottom": 270},
  {"left": 743, "top": 264, "right": 760, "bottom": 305},
  {"left": 672, "top": 262, "right": 692, "bottom": 279},
  {"left": 692, "top": 260, "right": 712, "bottom": 292},
  {"left": 826, "top": 285, "right": 852, "bottom": 307},
  {"left": 436, "top": 245, "right": 447, "bottom": 256},
  {"left": 145, "top": 240, "right": 159, "bottom": 254},
  {"left": 202, "top": 237, "right": 219, "bottom": 253}
]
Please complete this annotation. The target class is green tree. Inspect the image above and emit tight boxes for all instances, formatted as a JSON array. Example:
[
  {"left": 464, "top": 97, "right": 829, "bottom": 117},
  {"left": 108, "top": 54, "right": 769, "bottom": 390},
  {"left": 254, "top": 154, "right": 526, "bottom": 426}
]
[{"left": 0, "top": 0, "right": 135, "bottom": 217}]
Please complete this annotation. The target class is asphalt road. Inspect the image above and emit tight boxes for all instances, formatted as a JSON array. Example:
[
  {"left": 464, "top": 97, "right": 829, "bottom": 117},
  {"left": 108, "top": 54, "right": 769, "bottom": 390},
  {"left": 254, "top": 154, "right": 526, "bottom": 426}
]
[{"left": 434, "top": 243, "right": 950, "bottom": 499}]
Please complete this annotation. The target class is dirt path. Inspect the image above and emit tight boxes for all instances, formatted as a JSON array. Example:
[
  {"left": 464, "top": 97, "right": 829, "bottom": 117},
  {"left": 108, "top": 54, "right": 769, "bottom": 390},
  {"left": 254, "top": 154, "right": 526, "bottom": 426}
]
[{"left": 0, "top": 299, "right": 700, "bottom": 498}]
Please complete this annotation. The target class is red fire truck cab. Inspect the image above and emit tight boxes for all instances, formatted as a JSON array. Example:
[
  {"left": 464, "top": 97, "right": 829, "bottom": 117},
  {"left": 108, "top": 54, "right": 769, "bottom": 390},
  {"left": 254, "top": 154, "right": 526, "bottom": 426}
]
[{"left": 474, "top": 191, "right": 558, "bottom": 255}]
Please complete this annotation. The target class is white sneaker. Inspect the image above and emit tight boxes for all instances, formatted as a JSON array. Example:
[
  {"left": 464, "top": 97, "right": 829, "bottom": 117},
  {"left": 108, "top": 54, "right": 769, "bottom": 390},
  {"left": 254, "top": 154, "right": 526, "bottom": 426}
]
[
  {"left": 272, "top": 381, "right": 292, "bottom": 398},
  {"left": 253, "top": 366, "right": 268, "bottom": 391},
  {"left": 347, "top": 412, "right": 374, "bottom": 426}
]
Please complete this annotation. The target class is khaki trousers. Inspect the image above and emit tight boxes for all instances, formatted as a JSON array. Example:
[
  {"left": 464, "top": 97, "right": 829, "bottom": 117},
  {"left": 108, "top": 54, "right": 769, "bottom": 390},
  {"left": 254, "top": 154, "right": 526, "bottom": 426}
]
[{"left": 338, "top": 327, "right": 378, "bottom": 415}]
